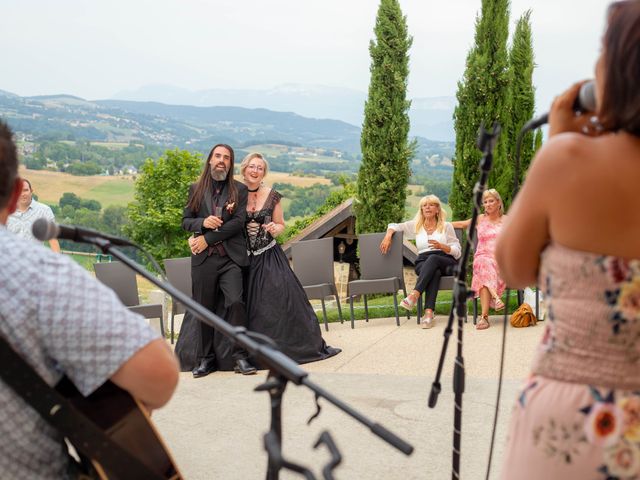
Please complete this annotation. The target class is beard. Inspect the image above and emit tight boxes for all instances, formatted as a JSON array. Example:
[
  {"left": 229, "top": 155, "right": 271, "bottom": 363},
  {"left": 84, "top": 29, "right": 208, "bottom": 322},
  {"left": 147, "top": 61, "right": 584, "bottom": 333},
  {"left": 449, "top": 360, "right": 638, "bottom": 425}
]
[{"left": 210, "top": 165, "right": 229, "bottom": 182}]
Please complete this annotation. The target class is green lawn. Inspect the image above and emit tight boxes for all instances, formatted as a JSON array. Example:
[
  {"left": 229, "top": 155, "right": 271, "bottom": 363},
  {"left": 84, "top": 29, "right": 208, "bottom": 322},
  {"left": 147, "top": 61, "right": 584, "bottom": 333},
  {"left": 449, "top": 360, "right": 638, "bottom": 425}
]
[
  {"left": 90, "top": 141, "right": 131, "bottom": 149},
  {"left": 313, "top": 290, "right": 521, "bottom": 323},
  {"left": 296, "top": 155, "right": 345, "bottom": 164},
  {"left": 244, "top": 144, "right": 290, "bottom": 157},
  {"left": 86, "top": 180, "right": 135, "bottom": 206}
]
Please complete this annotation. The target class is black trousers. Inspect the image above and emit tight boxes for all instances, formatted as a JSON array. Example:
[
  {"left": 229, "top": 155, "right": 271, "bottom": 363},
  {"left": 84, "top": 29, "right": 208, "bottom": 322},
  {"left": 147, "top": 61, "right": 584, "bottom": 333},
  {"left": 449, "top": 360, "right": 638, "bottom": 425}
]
[
  {"left": 191, "top": 253, "right": 248, "bottom": 362},
  {"left": 414, "top": 251, "right": 458, "bottom": 310}
]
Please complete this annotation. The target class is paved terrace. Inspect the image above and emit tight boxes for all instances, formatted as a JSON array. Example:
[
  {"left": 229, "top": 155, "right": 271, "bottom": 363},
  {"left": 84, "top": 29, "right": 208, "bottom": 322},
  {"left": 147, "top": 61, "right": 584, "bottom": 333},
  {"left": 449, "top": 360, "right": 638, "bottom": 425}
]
[{"left": 153, "top": 315, "right": 543, "bottom": 479}]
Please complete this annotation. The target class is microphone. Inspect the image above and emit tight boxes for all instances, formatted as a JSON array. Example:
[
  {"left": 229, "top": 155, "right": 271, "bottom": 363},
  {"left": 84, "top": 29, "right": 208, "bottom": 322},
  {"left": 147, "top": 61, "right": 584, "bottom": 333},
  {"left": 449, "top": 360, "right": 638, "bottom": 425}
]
[
  {"left": 32, "top": 218, "right": 135, "bottom": 247},
  {"left": 522, "top": 80, "right": 597, "bottom": 132}
]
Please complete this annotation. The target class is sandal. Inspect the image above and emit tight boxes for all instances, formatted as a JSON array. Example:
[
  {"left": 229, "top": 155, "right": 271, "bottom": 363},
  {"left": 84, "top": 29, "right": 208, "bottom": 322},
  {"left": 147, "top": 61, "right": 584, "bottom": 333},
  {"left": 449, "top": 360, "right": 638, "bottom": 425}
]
[
  {"left": 421, "top": 315, "right": 435, "bottom": 329},
  {"left": 476, "top": 314, "right": 490, "bottom": 330},
  {"left": 400, "top": 293, "right": 418, "bottom": 311},
  {"left": 494, "top": 298, "right": 505, "bottom": 311}
]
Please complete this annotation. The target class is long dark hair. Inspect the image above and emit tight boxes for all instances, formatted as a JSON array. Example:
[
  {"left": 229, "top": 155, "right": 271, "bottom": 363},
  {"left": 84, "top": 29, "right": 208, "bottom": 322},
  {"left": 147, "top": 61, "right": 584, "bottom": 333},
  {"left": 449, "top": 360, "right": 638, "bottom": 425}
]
[
  {"left": 599, "top": 0, "right": 640, "bottom": 136},
  {"left": 0, "top": 121, "right": 18, "bottom": 208},
  {"left": 187, "top": 144, "right": 237, "bottom": 211}
]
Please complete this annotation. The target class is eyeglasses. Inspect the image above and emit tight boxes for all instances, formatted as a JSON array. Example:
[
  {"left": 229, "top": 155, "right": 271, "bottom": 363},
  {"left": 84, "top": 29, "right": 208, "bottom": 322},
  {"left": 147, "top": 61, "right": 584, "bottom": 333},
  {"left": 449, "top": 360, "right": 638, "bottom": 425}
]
[{"left": 247, "top": 164, "right": 265, "bottom": 172}]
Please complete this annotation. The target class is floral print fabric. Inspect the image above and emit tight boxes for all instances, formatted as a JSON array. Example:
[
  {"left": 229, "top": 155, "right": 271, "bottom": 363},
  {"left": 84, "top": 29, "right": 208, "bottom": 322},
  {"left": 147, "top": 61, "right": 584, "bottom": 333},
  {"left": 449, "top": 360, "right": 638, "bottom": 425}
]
[
  {"left": 501, "top": 244, "right": 640, "bottom": 479},
  {"left": 471, "top": 218, "right": 506, "bottom": 307},
  {"left": 502, "top": 376, "right": 640, "bottom": 479}
]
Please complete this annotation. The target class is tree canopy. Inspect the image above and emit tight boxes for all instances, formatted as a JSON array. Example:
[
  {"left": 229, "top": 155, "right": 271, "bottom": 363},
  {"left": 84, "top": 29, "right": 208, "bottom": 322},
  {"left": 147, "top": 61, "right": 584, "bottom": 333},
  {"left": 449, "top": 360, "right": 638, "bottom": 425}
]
[
  {"left": 450, "top": 0, "right": 510, "bottom": 220},
  {"left": 355, "top": 0, "right": 415, "bottom": 233},
  {"left": 125, "top": 149, "right": 202, "bottom": 262},
  {"left": 504, "top": 10, "right": 536, "bottom": 207}
]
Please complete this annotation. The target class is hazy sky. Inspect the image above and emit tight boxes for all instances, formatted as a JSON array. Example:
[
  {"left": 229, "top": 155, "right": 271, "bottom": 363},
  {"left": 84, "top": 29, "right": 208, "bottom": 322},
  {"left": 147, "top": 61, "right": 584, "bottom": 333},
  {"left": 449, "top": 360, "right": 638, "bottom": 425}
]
[{"left": 3, "top": 0, "right": 608, "bottom": 114}]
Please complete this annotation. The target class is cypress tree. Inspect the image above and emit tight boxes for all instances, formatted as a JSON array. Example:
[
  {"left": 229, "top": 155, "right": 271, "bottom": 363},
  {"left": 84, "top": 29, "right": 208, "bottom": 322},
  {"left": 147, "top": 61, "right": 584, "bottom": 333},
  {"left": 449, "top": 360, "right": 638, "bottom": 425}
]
[
  {"left": 503, "top": 10, "right": 535, "bottom": 207},
  {"left": 533, "top": 128, "right": 543, "bottom": 152},
  {"left": 513, "top": 128, "right": 543, "bottom": 199},
  {"left": 450, "top": 0, "right": 510, "bottom": 220},
  {"left": 355, "top": 0, "right": 415, "bottom": 233}
]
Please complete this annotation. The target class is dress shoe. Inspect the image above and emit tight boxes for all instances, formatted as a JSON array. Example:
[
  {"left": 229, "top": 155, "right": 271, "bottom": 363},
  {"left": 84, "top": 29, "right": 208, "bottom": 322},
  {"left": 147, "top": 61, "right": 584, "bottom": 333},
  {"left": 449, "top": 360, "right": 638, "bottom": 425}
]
[
  {"left": 192, "top": 358, "right": 217, "bottom": 378},
  {"left": 234, "top": 358, "right": 257, "bottom": 375}
]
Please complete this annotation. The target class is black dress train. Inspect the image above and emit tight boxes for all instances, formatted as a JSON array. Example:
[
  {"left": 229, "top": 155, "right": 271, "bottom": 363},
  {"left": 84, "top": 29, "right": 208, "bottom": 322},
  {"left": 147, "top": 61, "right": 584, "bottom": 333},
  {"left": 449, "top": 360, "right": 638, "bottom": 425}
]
[{"left": 244, "top": 189, "right": 340, "bottom": 364}]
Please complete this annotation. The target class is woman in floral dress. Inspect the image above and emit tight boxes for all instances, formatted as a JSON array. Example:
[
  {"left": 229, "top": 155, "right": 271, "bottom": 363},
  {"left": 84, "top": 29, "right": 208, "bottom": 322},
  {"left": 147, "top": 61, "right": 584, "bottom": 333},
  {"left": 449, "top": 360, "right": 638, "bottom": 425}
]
[
  {"left": 452, "top": 188, "right": 507, "bottom": 330},
  {"left": 496, "top": 2, "right": 640, "bottom": 478}
]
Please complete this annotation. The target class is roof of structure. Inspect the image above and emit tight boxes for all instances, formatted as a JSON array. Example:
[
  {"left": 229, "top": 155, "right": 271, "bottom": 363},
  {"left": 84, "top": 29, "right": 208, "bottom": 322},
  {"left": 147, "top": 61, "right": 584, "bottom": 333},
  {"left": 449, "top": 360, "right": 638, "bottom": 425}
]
[{"left": 281, "top": 198, "right": 418, "bottom": 264}]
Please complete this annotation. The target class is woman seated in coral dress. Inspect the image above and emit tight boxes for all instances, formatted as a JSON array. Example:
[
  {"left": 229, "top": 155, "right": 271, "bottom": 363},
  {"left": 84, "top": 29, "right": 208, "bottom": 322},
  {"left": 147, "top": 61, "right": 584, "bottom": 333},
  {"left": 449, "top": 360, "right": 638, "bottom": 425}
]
[
  {"left": 452, "top": 188, "right": 507, "bottom": 330},
  {"left": 496, "top": 2, "right": 640, "bottom": 477},
  {"left": 380, "top": 195, "right": 461, "bottom": 329}
]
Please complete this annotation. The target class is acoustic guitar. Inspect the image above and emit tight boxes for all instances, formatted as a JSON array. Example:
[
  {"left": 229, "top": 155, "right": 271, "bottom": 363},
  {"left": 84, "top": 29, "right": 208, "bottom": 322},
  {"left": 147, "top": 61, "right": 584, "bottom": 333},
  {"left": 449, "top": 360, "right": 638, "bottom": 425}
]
[{"left": 57, "top": 377, "right": 183, "bottom": 480}]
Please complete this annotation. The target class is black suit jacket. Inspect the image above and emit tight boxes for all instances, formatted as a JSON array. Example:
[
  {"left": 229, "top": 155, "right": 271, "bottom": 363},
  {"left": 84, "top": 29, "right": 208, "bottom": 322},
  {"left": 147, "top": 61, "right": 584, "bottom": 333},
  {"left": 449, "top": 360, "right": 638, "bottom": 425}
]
[{"left": 182, "top": 180, "right": 249, "bottom": 267}]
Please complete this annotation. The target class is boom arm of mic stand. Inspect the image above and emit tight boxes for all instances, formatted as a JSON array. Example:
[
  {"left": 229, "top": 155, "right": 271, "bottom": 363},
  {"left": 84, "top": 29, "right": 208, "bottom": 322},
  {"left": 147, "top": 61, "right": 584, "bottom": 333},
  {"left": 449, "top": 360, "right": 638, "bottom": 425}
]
[{"left": 87, "top": 236, "right": 414, "bottom": 457}]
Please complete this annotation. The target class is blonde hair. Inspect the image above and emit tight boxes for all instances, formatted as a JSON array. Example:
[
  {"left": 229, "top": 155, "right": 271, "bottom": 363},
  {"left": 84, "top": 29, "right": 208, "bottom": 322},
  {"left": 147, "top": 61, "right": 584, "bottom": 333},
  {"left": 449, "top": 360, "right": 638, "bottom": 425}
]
[
  {"left": 483, "top": 189, "right": 504, "bottom": 215},
  {"left": 240, "top": 152, "right": 269, "bottom": 178},
  {"left": 414, "top": 195, "right": 446, "bottom": 234}
]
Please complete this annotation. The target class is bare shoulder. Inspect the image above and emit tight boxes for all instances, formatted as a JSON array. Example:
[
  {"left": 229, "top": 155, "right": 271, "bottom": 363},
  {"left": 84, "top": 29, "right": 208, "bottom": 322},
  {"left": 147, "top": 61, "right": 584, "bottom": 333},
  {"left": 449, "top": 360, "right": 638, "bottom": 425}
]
[
  {"left": 534, "top": 133, "right": 591, "bottom": 168},
  {"left": 525, "top": 133, "right": 607, "bottom": 192},
  {"left": 537, "top": 132, "right": 640, "bottom": 181},
  {"left": 535, "top": 131, "right": 634, "bottom": 166}
]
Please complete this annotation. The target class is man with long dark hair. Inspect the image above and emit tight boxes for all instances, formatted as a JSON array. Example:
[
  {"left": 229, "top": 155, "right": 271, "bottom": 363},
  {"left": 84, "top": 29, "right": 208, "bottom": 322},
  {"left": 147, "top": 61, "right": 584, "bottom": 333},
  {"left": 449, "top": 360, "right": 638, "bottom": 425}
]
[{"left": 181, "top": 144, "right": 256, "bottom": 377}]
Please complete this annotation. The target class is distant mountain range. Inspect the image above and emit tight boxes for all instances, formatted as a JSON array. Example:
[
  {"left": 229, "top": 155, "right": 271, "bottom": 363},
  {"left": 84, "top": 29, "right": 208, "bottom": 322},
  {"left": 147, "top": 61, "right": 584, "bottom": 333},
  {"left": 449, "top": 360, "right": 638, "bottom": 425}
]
[
  {"left": 0, "top": 87, "right": 454, "bottom": 159},
  {"left": 112, "top": 83, "right": 456, "bottom": 142},
  {"left": 0, "top": 89, "right": 360, "bottom": 153}
]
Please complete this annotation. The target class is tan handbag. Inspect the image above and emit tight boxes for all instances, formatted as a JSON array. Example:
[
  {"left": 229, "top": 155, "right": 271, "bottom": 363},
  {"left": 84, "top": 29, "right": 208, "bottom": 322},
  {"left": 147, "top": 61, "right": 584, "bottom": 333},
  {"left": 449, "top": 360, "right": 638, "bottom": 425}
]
[{"left": 510, "top": 303, "right": 537, "bottom": 328}]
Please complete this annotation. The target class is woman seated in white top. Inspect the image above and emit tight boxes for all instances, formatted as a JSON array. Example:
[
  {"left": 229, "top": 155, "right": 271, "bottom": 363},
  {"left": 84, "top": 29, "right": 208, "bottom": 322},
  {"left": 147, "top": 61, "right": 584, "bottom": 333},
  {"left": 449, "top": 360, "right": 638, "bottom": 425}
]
[{"left": 380, "top": 195, "right": 461, "bottom": 329}]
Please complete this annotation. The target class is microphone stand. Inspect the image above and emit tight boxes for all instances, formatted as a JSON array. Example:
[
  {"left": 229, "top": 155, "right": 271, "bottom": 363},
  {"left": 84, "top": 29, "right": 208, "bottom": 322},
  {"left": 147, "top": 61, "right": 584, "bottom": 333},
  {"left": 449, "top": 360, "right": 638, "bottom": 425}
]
[
  {"left": 86, "top": 237, "right": 414, "bottom": 479},
  {"left": 428, "top": 122, "right": 501, "bottom": 480}
]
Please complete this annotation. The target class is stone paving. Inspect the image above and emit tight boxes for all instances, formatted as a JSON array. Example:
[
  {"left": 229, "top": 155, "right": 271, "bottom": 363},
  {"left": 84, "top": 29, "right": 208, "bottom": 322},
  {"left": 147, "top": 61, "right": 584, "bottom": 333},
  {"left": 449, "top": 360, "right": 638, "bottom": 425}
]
[{"left": 152, "top": 314, "right": 543, "bottom": 479}]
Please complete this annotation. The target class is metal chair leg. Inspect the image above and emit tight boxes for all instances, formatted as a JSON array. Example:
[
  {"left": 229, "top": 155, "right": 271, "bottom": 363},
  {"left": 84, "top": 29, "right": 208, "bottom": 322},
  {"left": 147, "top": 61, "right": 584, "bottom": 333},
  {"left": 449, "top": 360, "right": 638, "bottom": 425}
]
[
  {"left": 170, "top": 312, "right": 175, "bottom": 344},
  {"left": 159, "top": 316, "right": 165, "bottom": 338},
  {"left": 363, "top": 296, "right": 369, "bottom": 322},
  {"left": 321, "top": 299, "right": 329, "bottom": 332},
  {"left": 402, "top": 288, "right": 409, "bottom": 319},
  {"left": 393, "top": 293, "right": 400, "bottom": 326},
  {"left": 473, "top": 297, "right": 478, "bottom": 325},
  {"left": 335, "top": 296, "right": 344, "bottom": 324},
  {"left": 349, "top": 296, "right": 355, "bottom": 329}
]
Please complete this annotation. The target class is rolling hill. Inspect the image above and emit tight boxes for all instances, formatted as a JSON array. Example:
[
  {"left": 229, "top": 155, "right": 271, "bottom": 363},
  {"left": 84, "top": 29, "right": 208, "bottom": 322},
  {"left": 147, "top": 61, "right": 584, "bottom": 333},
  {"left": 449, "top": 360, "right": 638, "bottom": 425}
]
[
  {"left": 0, "top": 89, "right": 454, "bottom": 159},
  {"left": 0, "top": 90, "right": 362, "bottom": 154}
]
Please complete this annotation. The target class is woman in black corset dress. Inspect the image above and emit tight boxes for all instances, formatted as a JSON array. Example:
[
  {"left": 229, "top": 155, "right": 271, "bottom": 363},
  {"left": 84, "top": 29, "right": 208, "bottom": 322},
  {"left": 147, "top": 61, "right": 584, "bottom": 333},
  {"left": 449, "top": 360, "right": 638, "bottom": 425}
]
[{"left": 237, "top": 152, "right": 340, "bottom": 364}]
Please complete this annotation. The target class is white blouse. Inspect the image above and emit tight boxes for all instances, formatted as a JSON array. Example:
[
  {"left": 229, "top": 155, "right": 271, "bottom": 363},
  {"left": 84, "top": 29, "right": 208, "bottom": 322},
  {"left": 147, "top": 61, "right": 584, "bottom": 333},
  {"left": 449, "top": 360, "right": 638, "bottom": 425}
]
[{"left": 388, "top": 220, "right": 461, "bottom": 259}]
